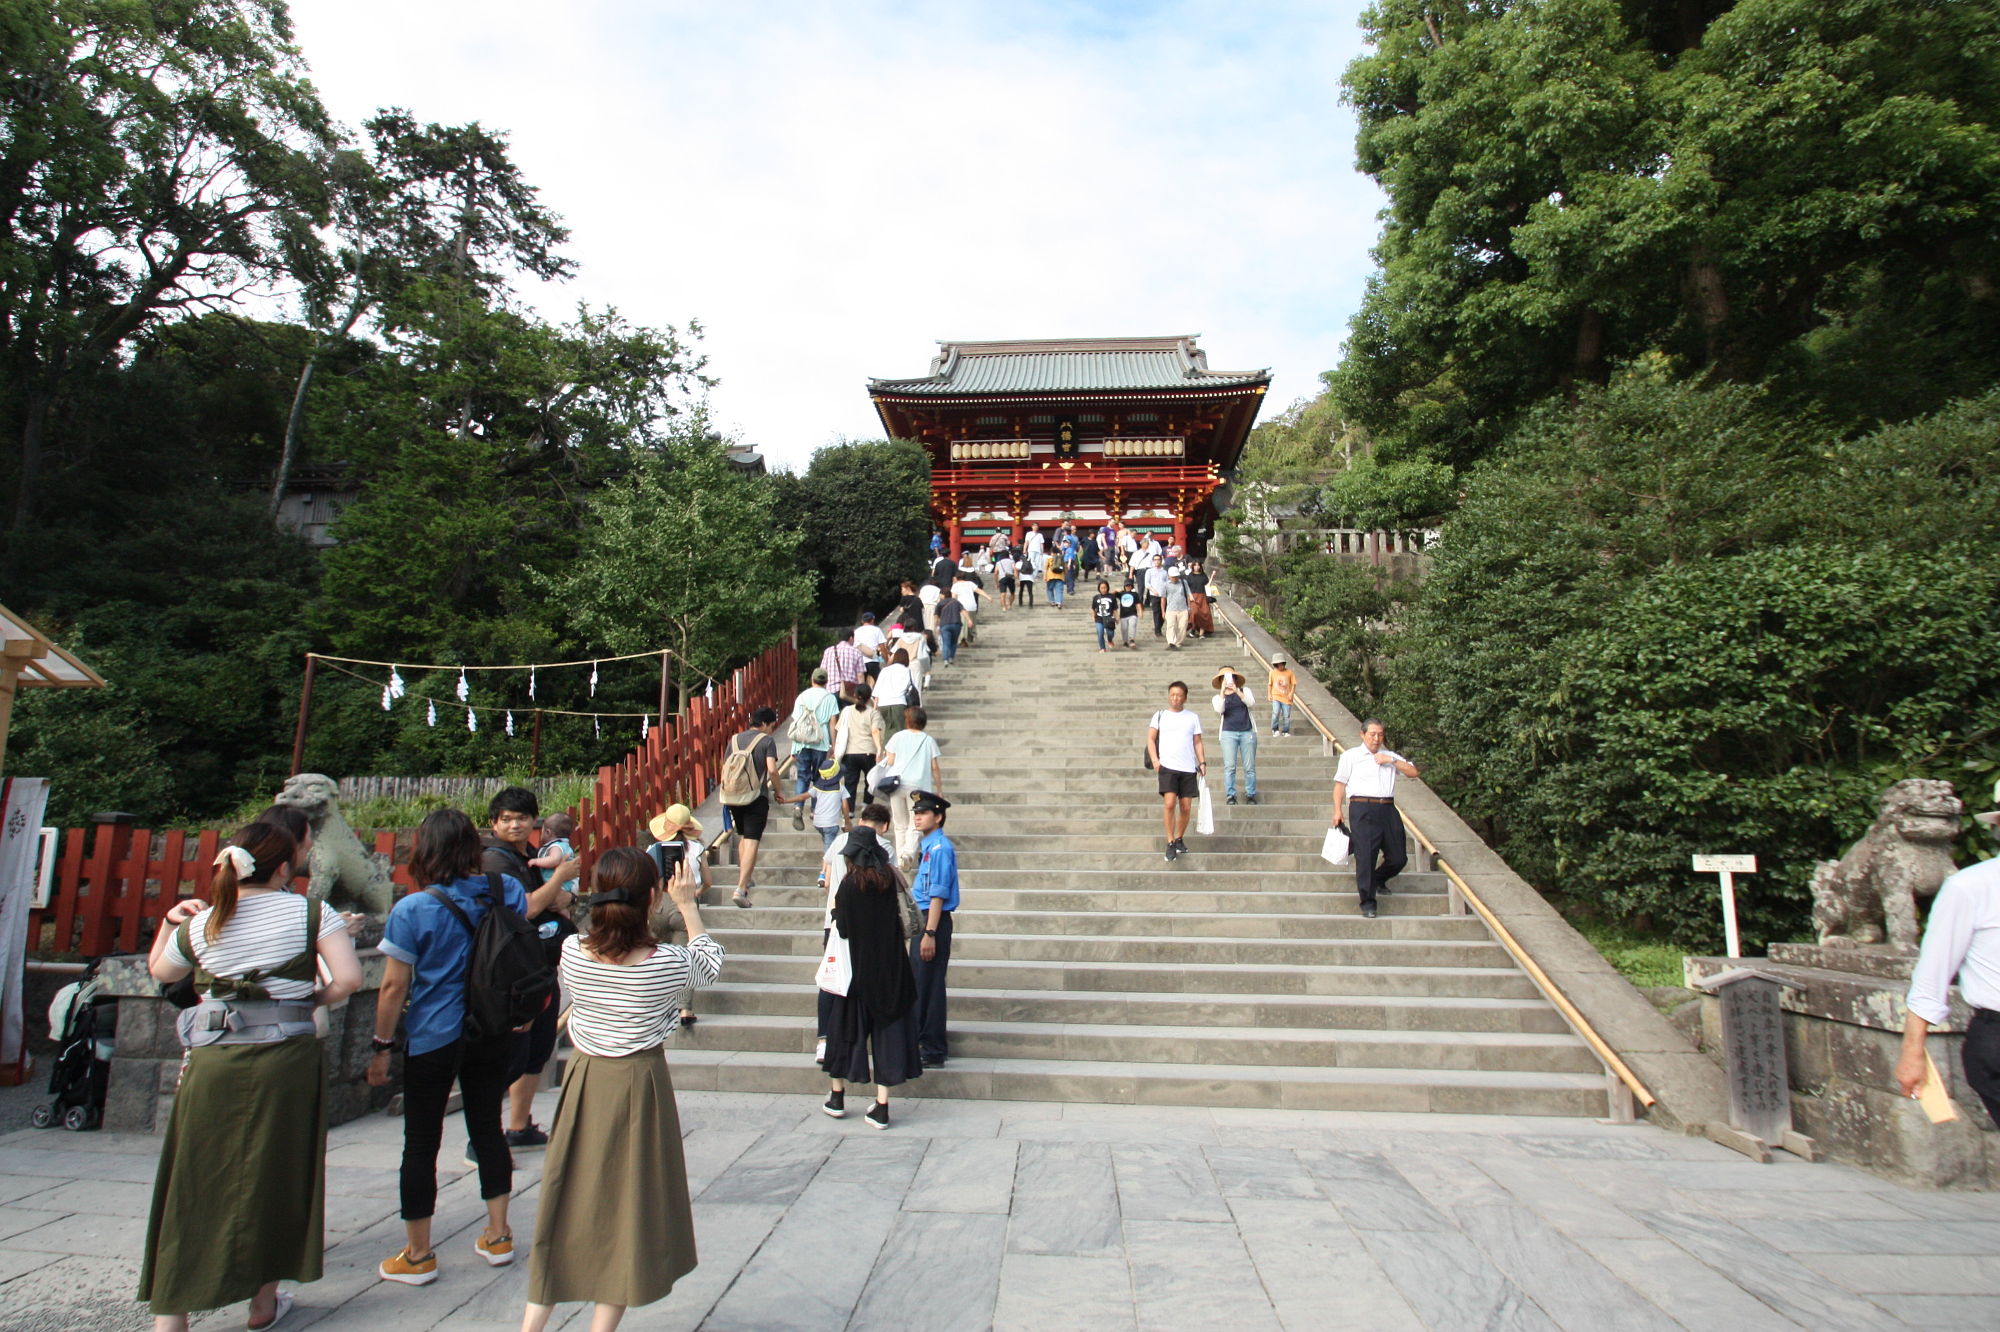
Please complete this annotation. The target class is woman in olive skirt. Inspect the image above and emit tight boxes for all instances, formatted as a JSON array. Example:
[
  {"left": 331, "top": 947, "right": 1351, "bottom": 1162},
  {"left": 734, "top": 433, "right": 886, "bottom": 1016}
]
[
  {"left": 820, "top": 825, "right": 922, "bottom": 1128},
  {"left": 141, "top": 821, "right": 363, "bottom": 1332},
  {"left": 521, "top": 847, "right": 723, "bottom": 1332}
]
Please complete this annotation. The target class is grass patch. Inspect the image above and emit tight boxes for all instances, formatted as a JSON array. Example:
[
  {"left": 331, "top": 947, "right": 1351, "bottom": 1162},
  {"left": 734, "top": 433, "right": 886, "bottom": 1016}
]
[{"left": 1573, "top": 920, "right": 1688, "bottom": 989}]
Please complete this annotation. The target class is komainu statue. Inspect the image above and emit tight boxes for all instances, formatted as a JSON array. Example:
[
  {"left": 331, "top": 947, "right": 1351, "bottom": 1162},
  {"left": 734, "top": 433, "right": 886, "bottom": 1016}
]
[
  {"left": 274, "top": 773, "right": 397, "bottom": 929},
  {"left": 1811, "top": 778, "right": 1963, "bottom": 951}
]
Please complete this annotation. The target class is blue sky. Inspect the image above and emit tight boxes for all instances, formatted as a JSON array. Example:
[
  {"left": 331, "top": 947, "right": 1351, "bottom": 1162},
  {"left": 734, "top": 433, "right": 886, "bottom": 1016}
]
[{"left": 283, "top": 1, "right": 1384, "bottom": 470}]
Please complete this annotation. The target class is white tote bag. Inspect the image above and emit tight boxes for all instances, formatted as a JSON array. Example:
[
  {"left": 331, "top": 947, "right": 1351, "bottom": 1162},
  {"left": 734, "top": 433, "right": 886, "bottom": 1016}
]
[
  {"left": 1195, "top": 779, "right": 1216, "bottom": 836},
  {"left": 815, "top": 928, "right": 853, "bottom": 996},
  {"left": 1321, "top": 826, "right": 1352, "bottom": 866}
]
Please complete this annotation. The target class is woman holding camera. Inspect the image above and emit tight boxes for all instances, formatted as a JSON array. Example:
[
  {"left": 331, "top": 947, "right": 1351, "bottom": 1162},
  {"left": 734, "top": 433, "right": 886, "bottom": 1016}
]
[{"left": 520, "top": 847, "right": 723, "bottom": 1332}]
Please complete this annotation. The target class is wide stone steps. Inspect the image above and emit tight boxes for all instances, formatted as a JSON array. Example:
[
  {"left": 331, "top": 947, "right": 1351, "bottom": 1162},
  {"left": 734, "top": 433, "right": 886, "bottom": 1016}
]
[
  {"left": 690, "top": 982, "right": 1571, "bottom": 1033},
  {"left": 674, "top": 1013, "right": 1600, "bottom": 1074},
  {"left": 664, "top": 1049, "right": 1609, "bottom": 1116},
  {"left": 671, "top": 599, "right": 1609, "bottom": 1117}
]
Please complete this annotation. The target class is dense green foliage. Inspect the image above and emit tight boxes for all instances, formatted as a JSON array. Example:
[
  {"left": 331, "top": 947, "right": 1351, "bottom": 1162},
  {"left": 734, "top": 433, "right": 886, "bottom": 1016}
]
[
  {"left": 1, "top": 4, "right": 818, "bottom": 827},
  {"left": 1234, "top": 0, "right": 2000, "bottom": 949},
  {"left": 772, "top": 439, "right": 933, "bottom": 625},
  {"left": 1336, "top": 0, "right": 2000, "bottom": 467}
]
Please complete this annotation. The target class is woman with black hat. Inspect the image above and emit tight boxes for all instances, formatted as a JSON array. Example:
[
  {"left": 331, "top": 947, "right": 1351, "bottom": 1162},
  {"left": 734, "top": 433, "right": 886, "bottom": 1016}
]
[{"left": 819, "top": 822, "right": 922, "bottom": 1130}]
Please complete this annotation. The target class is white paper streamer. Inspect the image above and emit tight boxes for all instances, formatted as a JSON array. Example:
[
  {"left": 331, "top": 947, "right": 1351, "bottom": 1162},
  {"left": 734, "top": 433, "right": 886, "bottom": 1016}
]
[
  {"left": 641, "top": 715, "right": 650, "bottom": 740},
  {"left": 594, "top": 715, "right": 601, "bottom": 739},
  {"left": 589, "top": 662, "right": 599, "bottom": 696},
  {"left": 467, "top": 707, "right": 478, "bottom": 733},
  {"left": 456, "top": 668, "right": 469, "bottom": 702},
  {"left": 426, "top": 700, "right": 437, "bottom": 727},
  {"left": 389, "top": 667, "right": 406, "bottom": 700},
  {"left": 380, "top": 683, "right": 393, "bottom": 711},
  {"left": 704, "top": 680, "right": 715, "bottom": 705},
  {"left": 529, "top": 667, "right": 536, "bottom": 700},
  {"left": 505, "top": 710, "right": 515, "bottom": 737}
]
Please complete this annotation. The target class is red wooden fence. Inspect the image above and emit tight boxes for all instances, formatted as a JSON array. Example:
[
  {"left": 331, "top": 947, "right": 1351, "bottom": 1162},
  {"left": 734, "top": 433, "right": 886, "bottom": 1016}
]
[{"left": 29, "top": 635, "right": 799, "bottom": 958}]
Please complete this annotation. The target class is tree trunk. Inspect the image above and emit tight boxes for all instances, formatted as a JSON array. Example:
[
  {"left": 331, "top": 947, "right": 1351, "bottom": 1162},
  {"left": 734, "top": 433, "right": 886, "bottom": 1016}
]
[
  {"left": 11, "top": 386, "right": 52, "bottom": 533},
  {"left": 1572, "top": 308, "right": 1606, "bottom": 384},
  {"left": 269, "top": 349, "right": 320, "bottom": 521},
  {"left": 1688, "top": 248, "right": 1729, "bottom": 369}
]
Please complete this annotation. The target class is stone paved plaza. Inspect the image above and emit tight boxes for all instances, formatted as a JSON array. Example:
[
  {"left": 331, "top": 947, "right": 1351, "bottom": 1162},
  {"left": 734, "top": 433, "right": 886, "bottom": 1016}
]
[{"left": 0, "top": 1089, "right": 1994, "bottom": 1330}]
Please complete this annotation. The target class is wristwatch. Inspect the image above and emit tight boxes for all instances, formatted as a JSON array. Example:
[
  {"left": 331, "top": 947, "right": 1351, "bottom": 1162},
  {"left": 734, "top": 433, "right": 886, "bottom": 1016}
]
[
  {"left": 923, "top": 930, "right": 937, "bottom": 937},
  {"left": 370, "top": 1035, "right": 399, "bottom": 1054}
]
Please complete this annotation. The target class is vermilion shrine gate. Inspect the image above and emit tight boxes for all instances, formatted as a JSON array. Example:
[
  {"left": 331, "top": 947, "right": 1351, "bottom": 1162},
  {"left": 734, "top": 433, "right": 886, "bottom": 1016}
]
[{"left": 867, "top": 335, "right": 1270, "bottom": 553}]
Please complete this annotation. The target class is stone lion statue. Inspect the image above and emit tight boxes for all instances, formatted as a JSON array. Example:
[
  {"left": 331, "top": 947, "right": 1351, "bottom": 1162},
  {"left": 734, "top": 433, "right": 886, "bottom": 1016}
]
[
  {"left": 274, "top": 773, "right": 397, "bottom": 930},
  {"left": 1811, "top": 778, "right": 1963, "bottom": 951}
]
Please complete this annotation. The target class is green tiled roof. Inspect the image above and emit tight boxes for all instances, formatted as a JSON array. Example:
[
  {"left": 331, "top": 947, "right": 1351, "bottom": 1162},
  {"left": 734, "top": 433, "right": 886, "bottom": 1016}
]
[{"left": 870, "top": 336, "right": 1269, "bottom": 397}]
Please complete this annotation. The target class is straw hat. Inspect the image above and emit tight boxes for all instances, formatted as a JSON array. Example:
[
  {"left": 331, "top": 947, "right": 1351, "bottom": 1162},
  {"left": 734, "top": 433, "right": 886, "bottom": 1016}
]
[
  {"left": 1211, "top": 667, "right": 1246, "bottom": 690},
  {"left": 648, "top": 803, "right": 704, "bottom": 841}
]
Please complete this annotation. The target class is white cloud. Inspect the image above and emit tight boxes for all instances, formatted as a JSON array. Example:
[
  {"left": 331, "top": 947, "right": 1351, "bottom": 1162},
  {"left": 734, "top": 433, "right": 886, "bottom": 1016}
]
[{"left": 282, "top": 0, "right": 1383, "bottom": 469}]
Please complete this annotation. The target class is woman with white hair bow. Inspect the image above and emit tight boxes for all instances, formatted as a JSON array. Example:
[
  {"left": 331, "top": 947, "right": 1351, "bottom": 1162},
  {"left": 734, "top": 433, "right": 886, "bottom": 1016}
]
[{"left": 141, "top": 820, "right": 363, "bottom": 1331}]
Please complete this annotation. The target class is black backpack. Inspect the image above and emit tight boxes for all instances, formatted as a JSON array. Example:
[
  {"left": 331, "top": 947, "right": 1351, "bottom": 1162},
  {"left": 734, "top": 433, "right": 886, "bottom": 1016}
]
[{"left": 426, "top": 874, "right": 556, "bottom": 1041}]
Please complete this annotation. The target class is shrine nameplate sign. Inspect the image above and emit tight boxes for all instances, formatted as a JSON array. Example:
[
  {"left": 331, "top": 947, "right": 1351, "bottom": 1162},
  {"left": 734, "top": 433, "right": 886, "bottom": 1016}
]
[{"left": 1692, "top": 854, "right": 1757, "bottom": 873}]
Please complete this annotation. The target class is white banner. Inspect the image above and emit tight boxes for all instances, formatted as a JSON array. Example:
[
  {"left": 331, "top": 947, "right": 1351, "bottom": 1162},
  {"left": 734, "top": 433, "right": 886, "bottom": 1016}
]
[{"left": 0, "top": 779, "right": 51, "bottom": 1070}]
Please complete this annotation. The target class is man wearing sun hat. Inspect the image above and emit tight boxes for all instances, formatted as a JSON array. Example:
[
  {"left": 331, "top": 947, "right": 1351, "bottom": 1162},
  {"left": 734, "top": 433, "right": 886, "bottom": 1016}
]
[{"left": 647, "top": 804, "right": 709, "bottom": 1029}]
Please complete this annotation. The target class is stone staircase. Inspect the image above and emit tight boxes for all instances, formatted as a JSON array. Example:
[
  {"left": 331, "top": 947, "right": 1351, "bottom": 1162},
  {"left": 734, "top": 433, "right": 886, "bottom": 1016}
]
[{"left": 669, "top": 602, "right": 1611, "bottom": 1116}]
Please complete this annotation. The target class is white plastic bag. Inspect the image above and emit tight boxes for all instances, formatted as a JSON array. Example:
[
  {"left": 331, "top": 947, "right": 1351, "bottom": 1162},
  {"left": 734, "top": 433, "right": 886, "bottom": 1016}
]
[
  {"left": 1321, "top": 826, "right": 1352, "bottom": 866},
  {"left": 815, "top": 928, "right": 852, "bottom": 996},
  {"left": 1196, "top": 780, "right": 1216, "bottom": 836}
]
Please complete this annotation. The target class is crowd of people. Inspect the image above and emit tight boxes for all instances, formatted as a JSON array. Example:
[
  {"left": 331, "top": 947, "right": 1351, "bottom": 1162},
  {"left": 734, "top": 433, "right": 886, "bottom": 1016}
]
[{"left": 130, "top": 528, "right": 1430, "bottom": 1332}]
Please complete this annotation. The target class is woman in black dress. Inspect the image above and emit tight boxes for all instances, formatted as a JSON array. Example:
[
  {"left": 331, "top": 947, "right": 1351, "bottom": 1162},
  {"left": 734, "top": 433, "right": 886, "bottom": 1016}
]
[{"left": 819, "top": 826, "right": 921, "bottom": 1129}]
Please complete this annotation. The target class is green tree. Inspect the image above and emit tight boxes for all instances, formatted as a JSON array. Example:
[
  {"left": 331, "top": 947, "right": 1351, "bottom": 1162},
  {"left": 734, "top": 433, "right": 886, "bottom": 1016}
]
[
  {"left": 548, "top": 427, "right": 813, "bottom": 709},
  {"left": 0, "top": 0, "right": 335, "bottom": 529},
  {"left": 773, "top": 438, "right": 931, "bottom": 623},
  {"left": 1336, "top": 0, "right": 2000, "bottom": 466}
]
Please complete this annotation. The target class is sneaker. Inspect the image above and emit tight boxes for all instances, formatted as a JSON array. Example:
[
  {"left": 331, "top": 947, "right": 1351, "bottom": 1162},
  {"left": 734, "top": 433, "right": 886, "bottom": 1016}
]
[
  {"left": 823, "top": 1090, "right": 845, "bottom": 1119},
  {"left": 1361, "top": 904, "right": 1379, "bottom": 919},
  {"left": 474, "top": 1232, "right": 515, "bottom": 1267},
  {"left": 1246, "top": 794, "right": 1259, "bottom": 805},
  {"left": 1165, "top": 843, "right": 1180, "bottom": 863},
  {"left": 379, "top": 1247, "right": 438, "bottom": 1286},
  {"left": 792, "top": 807, "right": 805, "bottom": 831},
  {"left": 865, "top": 1102, "right": 890, "bottom": 1130},
  {"left": 920, "top": 1054, "right": 947, "bottom": 1068},
  {"left": 504, "top": 1123, "right": 548, "bottom": 1149},
  {"left": 1172, "top": 838, "right": 1187, "bottom": 855},
  {"left": 1226, "top": 794, "right": 1237, "bottom": 805}
]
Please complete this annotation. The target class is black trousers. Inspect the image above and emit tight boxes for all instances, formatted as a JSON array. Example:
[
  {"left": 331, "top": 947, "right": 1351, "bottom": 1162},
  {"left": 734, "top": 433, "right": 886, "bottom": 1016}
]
[
  {"left": 1349, "top": 801, "right": 1407, "bottom": 908},
  {"left": 400, "top": 1034, "right": 512, "bottom": 1220},
  {"left": 1149, "top": 593, "right": 1164, "bottom": 634},
  {"left": 1965, "top": 1009, "right": 2000, "bottom": 1129},
  {"left": 910, "top": 909, "right": 953, "bottom": 1061},
  {"left": 840, "top": 753, "right": 874, "bottom": 812}
]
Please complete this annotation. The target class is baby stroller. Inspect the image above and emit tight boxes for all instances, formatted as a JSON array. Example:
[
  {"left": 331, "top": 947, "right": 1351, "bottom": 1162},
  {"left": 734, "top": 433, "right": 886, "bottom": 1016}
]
[{"left": 32, "top": 961, "right": 115, "bottom": 1131}]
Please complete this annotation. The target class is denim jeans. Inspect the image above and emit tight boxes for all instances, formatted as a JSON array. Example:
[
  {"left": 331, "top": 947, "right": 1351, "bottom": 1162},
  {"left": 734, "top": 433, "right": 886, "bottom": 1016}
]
[
  {"left": 1219, "top": 728, "right": 1258, "bottom": 799},
  {"left": 1095, "top": 619, "right": 1114, "bottom": 649},
  {"left": 1270, "top": 701, "right": 1292, "bottom": 734},
  {"left": 1048, "top": 580, "right": 1065, "bottom": 606},
  {"left": 794, "top": 746, "right": 828, "bottom": 798},
  {"left": 939, "top": 623, "right": 961, "bottom": 661}
]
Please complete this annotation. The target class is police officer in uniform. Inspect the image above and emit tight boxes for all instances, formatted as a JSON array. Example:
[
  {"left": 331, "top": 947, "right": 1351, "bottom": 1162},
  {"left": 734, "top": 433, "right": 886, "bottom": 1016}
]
[{"left": 908, "top": 792, "right": 958, "bottom": 1067}]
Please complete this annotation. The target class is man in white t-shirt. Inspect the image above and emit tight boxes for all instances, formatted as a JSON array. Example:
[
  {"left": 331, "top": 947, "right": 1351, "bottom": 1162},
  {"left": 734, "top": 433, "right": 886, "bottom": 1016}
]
[
  {"left": 1147, "top": 681, "right": 1206, "bottom": 863},
  {"left": 882, "top": 705, "right": 945, "bottom": 869},
  {"left": 854, "top": 612, "right": 888, "bottom": 670},
  {"left": 1331, "top": 718, "right": 1420, "bottom": 919}
]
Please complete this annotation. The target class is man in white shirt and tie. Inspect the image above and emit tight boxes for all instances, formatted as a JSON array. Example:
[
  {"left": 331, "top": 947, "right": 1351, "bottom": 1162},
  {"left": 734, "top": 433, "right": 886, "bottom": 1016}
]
[
  {"left": 1897, "top": 805, "right": 2000, "bottom": 1127},
  {"left": 1331, "top": 719, "right": 1419, "bottom": 919}
]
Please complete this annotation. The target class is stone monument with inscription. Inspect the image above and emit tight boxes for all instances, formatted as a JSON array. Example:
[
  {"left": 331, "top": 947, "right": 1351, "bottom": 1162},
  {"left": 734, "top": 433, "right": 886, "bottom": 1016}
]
[{"left": 1686, "top": 778, "right": 1996, "bottom": 1188}]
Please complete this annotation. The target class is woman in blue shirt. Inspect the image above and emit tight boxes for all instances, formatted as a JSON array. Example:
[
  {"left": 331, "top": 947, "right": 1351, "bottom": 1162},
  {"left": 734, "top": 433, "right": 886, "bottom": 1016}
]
[{"left": 368, "top": 809, "right": 533, "bottom": 1287}]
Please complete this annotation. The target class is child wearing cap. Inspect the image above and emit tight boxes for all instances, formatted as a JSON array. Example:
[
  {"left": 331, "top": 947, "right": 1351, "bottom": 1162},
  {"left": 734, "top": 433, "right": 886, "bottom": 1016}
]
[
  {"left": 1268, "top": 656, "right": 1297, "bottom": 736},
  {"left": 810, "top": 761, "right": 847, "bottom": 855}
]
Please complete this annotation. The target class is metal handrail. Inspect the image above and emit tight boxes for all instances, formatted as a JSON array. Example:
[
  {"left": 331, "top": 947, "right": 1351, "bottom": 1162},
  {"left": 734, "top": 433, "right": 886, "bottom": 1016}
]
[{"left": 1214, "top": 604, "right": 1657, "bottom": 1110}]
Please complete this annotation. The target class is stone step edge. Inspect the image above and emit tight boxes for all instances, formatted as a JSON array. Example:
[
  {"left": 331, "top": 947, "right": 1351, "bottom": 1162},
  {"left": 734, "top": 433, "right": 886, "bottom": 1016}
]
[
  {"left": 666, "top": 1048, "right": 1607, "bottom": 1091},
  {"left": 710, "top": 952, "right": 1525, "bottom": 980},
  {"left": 681, "top": 1013, "right": 1588, "bottom": 1050},
  {"left": 699, "top": 982, "right": 1557, "bottom": 1012}
]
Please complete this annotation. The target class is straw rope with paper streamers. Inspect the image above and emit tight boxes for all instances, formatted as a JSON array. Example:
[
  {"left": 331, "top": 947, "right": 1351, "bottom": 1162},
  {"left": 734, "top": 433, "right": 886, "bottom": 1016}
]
[{"left": 316, "top": 661, "right": 667, "bottom": 721}]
